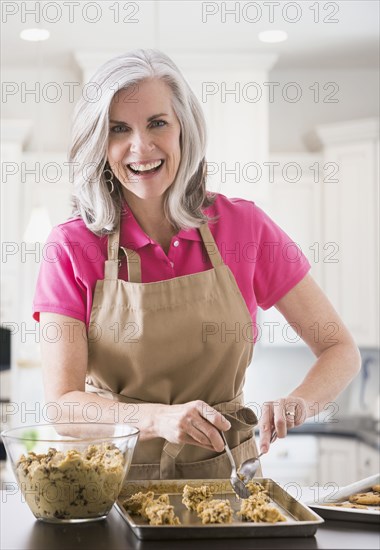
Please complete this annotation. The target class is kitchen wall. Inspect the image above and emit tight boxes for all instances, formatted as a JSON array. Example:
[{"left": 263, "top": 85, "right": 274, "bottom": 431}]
[{"left": 2, "top": 66, "right": 81, "bottom": 153}]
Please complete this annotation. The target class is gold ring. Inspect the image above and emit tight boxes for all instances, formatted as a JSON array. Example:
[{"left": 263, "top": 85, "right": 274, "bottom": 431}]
[{"left": 286, "top": 411, "right": 296, "bottom": 417}]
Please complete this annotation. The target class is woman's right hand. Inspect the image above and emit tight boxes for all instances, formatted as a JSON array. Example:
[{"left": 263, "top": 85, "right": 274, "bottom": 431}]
[{"left": 154, "top": 400, "right": 231, "bottom": 452}]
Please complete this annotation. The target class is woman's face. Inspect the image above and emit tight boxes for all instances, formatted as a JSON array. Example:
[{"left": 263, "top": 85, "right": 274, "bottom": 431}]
[{"left": 108, "top": 78, "right": 181, "bottom": 200}]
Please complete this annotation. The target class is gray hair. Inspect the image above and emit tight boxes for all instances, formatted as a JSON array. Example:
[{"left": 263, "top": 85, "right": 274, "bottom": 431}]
[{"left": 69, "top": 48, "right": 217, "bottom": 235}]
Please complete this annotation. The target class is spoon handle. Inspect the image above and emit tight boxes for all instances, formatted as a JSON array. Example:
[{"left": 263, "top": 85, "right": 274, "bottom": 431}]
[{"left": 220, "top": 431, "right": 236, "bottom": 472}]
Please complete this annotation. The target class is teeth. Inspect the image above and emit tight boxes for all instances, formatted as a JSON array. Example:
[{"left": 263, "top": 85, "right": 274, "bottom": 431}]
[{"left": 128, "top": 160, "right": 162, "bottom": 172}]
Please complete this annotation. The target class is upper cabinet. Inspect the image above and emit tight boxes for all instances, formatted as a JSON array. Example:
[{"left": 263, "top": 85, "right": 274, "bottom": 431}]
[
  {"left": 315, "top": 118, "right": 379, "bottom": 348},
  {"left": 259, "top": 118, "right": 379, "bottom": 348}
]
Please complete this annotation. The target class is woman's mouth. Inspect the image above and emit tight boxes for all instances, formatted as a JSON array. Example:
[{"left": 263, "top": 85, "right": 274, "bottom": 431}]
[{"left": 126, "top": 159, "right": 164, "bottom": 178}]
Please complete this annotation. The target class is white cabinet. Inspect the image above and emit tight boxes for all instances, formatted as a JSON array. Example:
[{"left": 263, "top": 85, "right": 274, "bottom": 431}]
[
  {"left": 257, "top": 153, "right": 323, "bottom": 347},
  {"left": 317, "top": 436, "right": 358, "bottom": 486},
  {"left": 315, "top": 118, "right": 379, "bottom": 348},
  {"left": 259, "top": 434, "right": 378, "bottom": 487},
  {"left": 358, "top": 441, "right": 380, "bottom": 479},
  {"left": 260, "top": 435, "right": 318, "bottom": 486},
  {"left": 258, "top": 118, "right": 379, "bottom": 349}
]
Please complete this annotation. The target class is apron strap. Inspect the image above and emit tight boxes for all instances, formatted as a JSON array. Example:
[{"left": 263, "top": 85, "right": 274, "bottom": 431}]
[
  {"left": 104, "top": 217, "right": 142, "bottom": 282},
  {"left": 104, "top": 223, "right": 121, "bottom": 280},
  {"left": 120, "top": 247, "right": 142, "bottom": 283},
  {"left": 198, "top": 223, "right": 224, "bottom": 268}
]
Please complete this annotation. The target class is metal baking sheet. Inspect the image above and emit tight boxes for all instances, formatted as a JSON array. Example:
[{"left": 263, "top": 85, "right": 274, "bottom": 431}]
[
  {"left": 309, "top": 503, "right": 380, "bottom": 524},
  {"left": 306, "top": 475, "right": 380, "bottom": 524},
  {"left": 115, "top": 478, "right": 324, "bottom": 540}
]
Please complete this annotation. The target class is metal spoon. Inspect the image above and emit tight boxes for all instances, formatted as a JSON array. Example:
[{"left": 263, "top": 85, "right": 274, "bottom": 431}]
[
  {"left": 238, "top": 431, "right": 278, "bottom": 482},
  {"left": 220, "top": 431, "right": 251, "bottom": 499}
]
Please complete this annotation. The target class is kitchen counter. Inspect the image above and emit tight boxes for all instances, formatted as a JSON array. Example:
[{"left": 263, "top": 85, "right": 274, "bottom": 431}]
[
  {"left": 1, "top": 490, "right": 379, "bottom": 550},
  {"left": 289, "top": 416, "right": 380, "bottom": 451}
]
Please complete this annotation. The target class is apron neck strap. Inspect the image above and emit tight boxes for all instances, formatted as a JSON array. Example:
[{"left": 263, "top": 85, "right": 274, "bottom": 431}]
[
  {"left": 120, "top": 247, "right": 142, "bottom": 283},
  {"left": 105, "top": 220, "right": 142, "bottom": 282},
  {"left": 104, "top": 222, "right": 120, "bottom": 280},
  {"left": 199, "top": 223, "right": 224, "bottom": 268}
]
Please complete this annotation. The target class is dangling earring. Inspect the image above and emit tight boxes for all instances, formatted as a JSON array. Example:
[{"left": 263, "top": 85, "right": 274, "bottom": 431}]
[{"left": 104, "top": 167, "right": 115, "bottom": 194}]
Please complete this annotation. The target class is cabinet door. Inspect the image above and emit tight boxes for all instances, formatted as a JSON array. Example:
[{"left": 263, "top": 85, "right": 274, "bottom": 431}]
[
  {"left": 322, "top": 139, "right": 379, "bottom": 347},
  {"left": 358, "top": 442, "right": 380, "bottom": 479},
  {"left": 318, "top": 437, "right": 358, "bottom": 486},
  {"left": 257, "top": 154, "right": 323, "bottom": 347},
  {"left": 260, "top": 435, "right": 318, "bottom": 485}
]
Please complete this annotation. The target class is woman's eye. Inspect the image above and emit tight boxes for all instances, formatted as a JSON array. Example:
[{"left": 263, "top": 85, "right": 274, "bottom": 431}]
[
  {"left": 151, "top": 120, "right": 167, "bottom": 128},
  {"left": 110, "top": 125, "right": 129, "bottom": 133}
]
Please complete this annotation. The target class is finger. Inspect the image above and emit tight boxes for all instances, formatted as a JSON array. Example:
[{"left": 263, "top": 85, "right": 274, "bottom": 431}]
[
  {"left": 284, "top": 400, "right": 297, "bottom": 428},
  {"left": 259, "top": 401, "right": 273, "bottom": 454},
  {"left": 273, "top": 399, "right": 287, "bottom": 438},
  {"left": 288, "top": 398, "right": 306, "bottom": 426},
  {"left": 183, "top": 420, "right": 223, "bottom": 452},
  {"left": 196, "top": 401, "right": 231, "bottom": 432},
  {"left": 195, "top": 402, "right": 229, "bottom": 452},
  {"left": 187, "top": 421, "right": 215, "bottom": 448},
  {"left": 197, "top": 419, "right": 225, "bottom": 452}
]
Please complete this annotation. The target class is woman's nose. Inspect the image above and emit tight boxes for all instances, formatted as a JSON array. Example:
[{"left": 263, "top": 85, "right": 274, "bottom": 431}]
[{"left": 129, "top": 131, "right": 154, "bottom": 154}]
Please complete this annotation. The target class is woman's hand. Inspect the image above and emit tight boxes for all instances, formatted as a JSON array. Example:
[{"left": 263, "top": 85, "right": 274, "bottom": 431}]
[
  {"left": 155, "top": 400, "right": 231, "bottom": 452},
  {"left": 259, "top": 396, "right": 308, "bottom": 454}
]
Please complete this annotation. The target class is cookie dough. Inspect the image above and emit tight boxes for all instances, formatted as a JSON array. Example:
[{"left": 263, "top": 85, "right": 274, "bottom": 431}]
[
  {"left": 182, "top": 484, "right": 214, "bottom": 511},
  {"left": 246, "top": 480, "right": 269, "bottom": 497},
  {"left": 122, "top": 491, "right": 155, "bottom": 516},
  {"left": 16, "top": 443, "right": 125, "bottom": 520},
  {"left": 122, "top": 492, "right": 181, "bottom": 525},
  {"left": 196, "top": 499, "right": 233, "bottom": 524},
  {"left": 238, "top": 495, "right": 286, "bottom": 523},
  {"left": 144, "top": 502, "right": 181, "bottom": 525}
]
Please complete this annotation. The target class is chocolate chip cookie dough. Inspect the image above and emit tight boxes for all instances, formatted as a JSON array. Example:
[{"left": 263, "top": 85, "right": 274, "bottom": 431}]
[
  {"left": 196, "top": 499, "right": 233, "bottom": 524},
  {"left": 122, "top": 491, "right": 181, "bottom": 525},
  {"left": 182, "top": 484, "right": 214, "bottom": 511},
  {"left": 238, "top": 495, "right": 286, "bottom": 523},
  {"left": 16, "top": 443, "right": 125, "bottom": 520},
  {"left": 238, "top": 481, "right": 286, "bottom": 523}
]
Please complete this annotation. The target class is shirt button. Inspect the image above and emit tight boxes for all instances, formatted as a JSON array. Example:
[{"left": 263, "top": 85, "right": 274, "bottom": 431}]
[
  {"left": 170, "top": 261, "right": 174, "bottom": 268},
  {"left": 173, "top": 240, "right": 179, "bottom": 247}
]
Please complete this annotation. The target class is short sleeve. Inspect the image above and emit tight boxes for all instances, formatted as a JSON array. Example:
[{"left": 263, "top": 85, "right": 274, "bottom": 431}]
[
  {"left": 251, "top": 203, "right": 311, "bottom": 310},
  {"left": 32, "top": 226, "right": 87, "bottom": 323}
]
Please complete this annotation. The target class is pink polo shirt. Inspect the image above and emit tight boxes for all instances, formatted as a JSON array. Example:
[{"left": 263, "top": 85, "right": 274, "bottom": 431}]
[{"left": 32, "top": 193, "right": 311, "bottom": 334}]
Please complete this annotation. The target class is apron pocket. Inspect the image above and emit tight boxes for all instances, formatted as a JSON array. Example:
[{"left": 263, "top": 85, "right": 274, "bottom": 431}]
[
  {"left": 126, "top": 463, "right": 161, "bottom": 481},
  {"left": 175, "top": 436, "right": 262, "bottom": 480}
]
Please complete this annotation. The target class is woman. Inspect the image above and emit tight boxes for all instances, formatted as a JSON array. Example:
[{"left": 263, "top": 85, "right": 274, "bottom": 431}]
[{"left": 33, "top": 49, "right": 361, "bottom": 480}]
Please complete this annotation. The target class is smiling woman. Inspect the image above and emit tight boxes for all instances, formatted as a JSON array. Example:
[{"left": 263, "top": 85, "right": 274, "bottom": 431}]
[
  {"left": 108, "top": 81, "right": 181, "bottom": 194},
  {"left": 68, "top": 49, "right": 214, "bottom": 237},
  {"left": 32, "top": 48, "right": 361, "bottom": 482}
]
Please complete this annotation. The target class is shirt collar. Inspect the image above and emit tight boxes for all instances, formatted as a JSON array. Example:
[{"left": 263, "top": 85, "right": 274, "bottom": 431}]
[
  {"left": 121, "top": 201, "right": 202, "bottom": 248},
  {"left": 120, "top": 203, "right": 153, "bottom": 249}
]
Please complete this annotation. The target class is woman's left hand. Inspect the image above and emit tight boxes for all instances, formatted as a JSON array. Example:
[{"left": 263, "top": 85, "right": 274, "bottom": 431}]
[{"left": 258, "top": 396, "right": 308, "bottom": 454}]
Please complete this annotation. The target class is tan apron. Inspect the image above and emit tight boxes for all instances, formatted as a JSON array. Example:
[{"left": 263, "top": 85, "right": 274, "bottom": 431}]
[{"left": 85, "top": 216, "right": 262, "bottom": 480}]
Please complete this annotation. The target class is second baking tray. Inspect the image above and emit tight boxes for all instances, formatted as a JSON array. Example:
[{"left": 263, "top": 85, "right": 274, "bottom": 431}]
[{"left": 116, "top": 478, "right": 324, "bottom": 540}]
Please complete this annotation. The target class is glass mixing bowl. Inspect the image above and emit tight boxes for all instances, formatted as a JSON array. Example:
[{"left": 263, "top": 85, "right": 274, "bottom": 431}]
[{"left": 1, "top": 422, "right": 139, "bottom": 523}]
